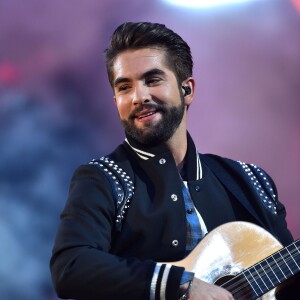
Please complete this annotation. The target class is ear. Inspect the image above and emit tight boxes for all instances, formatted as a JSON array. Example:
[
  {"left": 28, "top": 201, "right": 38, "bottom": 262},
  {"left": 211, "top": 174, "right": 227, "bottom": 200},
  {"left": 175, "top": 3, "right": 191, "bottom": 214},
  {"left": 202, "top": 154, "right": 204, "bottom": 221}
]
[
  {"left": 181, "top": 77, "right": 195, "bottom": 106},
  {"left": 113, "top": 96, "right": 117, "bottom": 106}
]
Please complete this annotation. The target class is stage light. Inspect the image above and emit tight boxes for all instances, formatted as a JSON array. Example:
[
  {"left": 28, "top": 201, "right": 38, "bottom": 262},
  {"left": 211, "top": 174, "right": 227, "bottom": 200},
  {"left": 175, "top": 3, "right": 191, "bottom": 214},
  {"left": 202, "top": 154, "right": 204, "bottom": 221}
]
[{"left": 163, "top": 0, "right": 261, "bottom": 8}]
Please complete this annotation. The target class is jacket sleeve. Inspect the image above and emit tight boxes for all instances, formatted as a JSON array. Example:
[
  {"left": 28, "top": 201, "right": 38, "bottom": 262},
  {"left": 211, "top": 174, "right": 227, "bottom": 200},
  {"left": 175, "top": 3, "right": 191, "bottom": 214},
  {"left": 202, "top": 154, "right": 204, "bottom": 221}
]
[
  {"left": 49, "top": 164, "right": 184, "bottom": 300},
  {"left": 243, "top": 160, "right": 294, "bottom": 246},
  {"left": 260, "top": 167, "right": 294, "bottom": 246}
]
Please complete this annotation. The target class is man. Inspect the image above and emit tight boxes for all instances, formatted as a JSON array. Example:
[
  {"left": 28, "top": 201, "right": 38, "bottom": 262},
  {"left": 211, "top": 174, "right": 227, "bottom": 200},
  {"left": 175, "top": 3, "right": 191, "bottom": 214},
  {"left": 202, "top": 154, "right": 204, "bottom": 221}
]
[{"left": 50, "top": 22, "right": 296, "bottom": 299}]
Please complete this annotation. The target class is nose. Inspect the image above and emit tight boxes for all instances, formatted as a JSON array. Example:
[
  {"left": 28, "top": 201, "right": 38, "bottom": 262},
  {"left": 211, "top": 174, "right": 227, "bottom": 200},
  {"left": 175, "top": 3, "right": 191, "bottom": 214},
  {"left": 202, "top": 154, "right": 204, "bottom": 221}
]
[{"left": 132, "top": 84, "right": 150, "bottom": 105}]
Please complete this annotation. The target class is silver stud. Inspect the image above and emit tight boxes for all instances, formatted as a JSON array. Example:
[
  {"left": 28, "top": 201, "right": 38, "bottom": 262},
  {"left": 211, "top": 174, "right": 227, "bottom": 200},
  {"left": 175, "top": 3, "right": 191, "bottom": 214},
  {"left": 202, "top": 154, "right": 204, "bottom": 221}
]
[
  {"left": 159, "top": 158, "right": 166, "bottom": 164},
  {"left": 171, "top": 194, "right": 178, "bottom": 201},
  {"left": 172, "top": 240, "right": 179, "bottom": 247}
]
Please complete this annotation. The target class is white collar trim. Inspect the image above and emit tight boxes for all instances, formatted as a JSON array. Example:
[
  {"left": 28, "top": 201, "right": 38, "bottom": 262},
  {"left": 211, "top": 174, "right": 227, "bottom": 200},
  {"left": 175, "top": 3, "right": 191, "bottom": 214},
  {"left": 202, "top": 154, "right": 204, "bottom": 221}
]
[
  {"left": 197, "top": 153, "right": 203, "bottom": 180},
  {"left": 125, "top": 139, "right": 155, "bottom": 160},
  {"left": 125, "top": 138, "right": 202, "bottom": 179}
]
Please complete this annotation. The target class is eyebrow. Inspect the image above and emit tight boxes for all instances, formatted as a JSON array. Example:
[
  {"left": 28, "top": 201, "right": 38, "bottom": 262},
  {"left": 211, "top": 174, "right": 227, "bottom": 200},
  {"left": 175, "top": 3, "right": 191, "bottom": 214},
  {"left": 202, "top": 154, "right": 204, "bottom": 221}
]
[
  {"left": 143, "top": 68, "right": 166, "bottom": 79},
  {"left": 114, "top": 68, "right": 166, "bottom": 88},
  {"left": 114, "top": 77, "right": 130, "bottom": 88}
]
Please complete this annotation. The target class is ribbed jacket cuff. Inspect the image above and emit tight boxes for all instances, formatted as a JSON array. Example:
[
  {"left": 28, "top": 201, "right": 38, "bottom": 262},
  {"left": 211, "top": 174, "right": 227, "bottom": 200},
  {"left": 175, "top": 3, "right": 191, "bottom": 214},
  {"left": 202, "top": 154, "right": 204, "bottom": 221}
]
[{"left": 150, "top": 263, "right": 185, "bottom": 300}]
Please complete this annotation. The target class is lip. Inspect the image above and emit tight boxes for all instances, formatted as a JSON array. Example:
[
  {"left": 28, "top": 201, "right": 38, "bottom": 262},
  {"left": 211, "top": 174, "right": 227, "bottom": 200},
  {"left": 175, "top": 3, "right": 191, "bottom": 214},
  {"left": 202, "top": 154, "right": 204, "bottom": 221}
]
[
  {"left": 134, "top": 109, "right": 159, "bottom": 122},
  {"left": 135, "top": 109, "right": 157, "bottom": 119}
]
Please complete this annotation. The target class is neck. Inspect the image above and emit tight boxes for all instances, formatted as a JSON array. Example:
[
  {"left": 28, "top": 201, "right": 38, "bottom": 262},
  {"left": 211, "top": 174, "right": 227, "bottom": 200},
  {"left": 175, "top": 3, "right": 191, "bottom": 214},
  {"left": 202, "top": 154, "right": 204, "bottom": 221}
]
[{"left": 164, "top": 121, "right": 188, "bottom": 171}]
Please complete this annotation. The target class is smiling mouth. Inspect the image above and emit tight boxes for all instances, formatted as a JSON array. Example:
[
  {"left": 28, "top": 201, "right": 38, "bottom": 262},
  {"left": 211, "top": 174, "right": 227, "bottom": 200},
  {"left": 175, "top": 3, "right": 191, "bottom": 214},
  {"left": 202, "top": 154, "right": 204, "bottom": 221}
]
[{"left": 136, "top": 111, "right": 156, "bottom": 119}]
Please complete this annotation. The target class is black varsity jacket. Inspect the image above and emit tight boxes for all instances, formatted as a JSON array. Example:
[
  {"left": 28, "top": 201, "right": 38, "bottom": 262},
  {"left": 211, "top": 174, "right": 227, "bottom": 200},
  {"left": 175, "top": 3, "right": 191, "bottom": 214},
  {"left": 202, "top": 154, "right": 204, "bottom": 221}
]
[{"left": 50, "top": 132, "right": 294, "bottom": 300}]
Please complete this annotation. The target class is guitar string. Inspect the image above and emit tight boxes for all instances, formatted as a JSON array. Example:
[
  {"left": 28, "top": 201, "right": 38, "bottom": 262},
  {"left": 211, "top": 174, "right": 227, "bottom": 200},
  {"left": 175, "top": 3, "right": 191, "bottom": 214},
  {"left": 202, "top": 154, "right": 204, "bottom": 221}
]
[
  {"left": 222, "top": 246, "right": 300, "bottom": 298},
  {"left": 242, "top": 245, "right": 300, "bottom": 286},
  {"left": 221, "top": 247, "right": 300, "bottom": 299},
  {"left": 221, "top": 241, "right": 300, "bottom": 291},
  {"left": 224, "top": 253, "right": 299, "bottom": 300},
  {"left": 220, "top": 244, "right": 300, "bottom": 299}
]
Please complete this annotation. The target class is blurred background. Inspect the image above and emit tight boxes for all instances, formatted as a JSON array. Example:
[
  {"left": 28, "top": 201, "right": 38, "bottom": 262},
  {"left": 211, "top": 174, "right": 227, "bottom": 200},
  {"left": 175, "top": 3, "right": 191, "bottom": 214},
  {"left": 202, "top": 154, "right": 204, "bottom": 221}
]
[{"left": 0, "top": 0, "right": 299, "bottom": 299}]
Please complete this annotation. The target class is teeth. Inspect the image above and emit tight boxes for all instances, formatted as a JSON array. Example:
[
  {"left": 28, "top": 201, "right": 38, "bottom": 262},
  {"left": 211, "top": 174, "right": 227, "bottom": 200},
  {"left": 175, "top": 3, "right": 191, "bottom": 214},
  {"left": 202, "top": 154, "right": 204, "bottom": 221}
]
[{"left": 138, "top": 112, "right": 155, "bottom": 119}]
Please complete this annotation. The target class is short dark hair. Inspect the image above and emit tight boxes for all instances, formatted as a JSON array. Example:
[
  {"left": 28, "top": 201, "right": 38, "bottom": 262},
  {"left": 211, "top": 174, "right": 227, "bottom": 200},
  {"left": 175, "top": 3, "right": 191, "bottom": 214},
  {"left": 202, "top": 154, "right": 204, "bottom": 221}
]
[{"left": 105, "top": 22, "right": 193, "bottom": 86}]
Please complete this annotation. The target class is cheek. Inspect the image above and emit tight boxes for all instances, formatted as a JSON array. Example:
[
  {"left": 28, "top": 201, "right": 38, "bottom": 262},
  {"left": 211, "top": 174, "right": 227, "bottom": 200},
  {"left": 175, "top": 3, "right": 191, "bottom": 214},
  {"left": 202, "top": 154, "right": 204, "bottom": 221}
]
[
  {"left": 151, "top": 85, "right": 173, "bottom": 101},
  {"left": 115, "top": 97, "right": 131, "bottom": 119},
  {"left": 155, "top": 85, "right": 181, "bottom": 104}
]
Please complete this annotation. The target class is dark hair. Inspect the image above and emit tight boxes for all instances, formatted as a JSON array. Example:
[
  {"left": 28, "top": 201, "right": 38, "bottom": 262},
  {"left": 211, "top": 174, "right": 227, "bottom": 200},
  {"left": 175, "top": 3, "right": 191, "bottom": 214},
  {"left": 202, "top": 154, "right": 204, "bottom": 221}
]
[{"left": 105, "top": 22, "right": 193, "bottom": 86}]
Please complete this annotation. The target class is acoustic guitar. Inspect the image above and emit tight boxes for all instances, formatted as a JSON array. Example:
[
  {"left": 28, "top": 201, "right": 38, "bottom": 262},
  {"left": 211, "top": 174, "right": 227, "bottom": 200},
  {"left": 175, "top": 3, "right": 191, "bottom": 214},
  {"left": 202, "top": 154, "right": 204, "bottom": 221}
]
[{"left": 171, "top": 221, "right": 299, "bottom": 299}]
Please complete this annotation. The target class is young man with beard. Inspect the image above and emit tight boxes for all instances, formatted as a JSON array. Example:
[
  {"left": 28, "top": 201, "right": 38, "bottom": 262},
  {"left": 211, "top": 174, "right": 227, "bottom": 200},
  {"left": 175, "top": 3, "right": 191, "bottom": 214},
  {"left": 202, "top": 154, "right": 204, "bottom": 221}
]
[{"left": 50, "top": 22, "right": 296, "bottom": 300}]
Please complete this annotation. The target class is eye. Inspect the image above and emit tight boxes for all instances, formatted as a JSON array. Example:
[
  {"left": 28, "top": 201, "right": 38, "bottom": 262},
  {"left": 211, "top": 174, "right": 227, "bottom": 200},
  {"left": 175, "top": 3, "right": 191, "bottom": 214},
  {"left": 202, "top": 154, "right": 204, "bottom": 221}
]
[
  {"left": 145, "top": 77, "right": 161, "bottom": 86},
  {"left": 118, "top": 84, "right": 131, "bottom": 92}
]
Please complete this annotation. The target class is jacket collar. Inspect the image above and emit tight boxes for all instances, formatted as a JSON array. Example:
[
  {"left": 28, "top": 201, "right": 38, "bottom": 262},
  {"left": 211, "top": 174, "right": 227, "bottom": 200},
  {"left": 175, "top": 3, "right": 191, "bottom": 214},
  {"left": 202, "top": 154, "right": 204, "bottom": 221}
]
[{"left": 124, "top": 131, "right": 203, "bottom": 180}]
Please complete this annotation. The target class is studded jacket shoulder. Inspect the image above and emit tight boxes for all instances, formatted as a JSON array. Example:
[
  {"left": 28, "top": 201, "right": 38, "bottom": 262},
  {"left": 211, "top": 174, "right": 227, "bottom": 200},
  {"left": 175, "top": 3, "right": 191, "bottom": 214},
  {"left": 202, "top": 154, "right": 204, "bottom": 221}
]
[{"left": 89, "top": 156, "right": 134, "bottom": 232}]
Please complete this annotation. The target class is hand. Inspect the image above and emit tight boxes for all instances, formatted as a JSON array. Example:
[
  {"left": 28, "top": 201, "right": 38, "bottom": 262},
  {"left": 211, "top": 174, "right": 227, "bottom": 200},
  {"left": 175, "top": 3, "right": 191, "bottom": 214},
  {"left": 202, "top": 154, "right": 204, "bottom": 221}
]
[{"left": 188, "top": 278, "right": 234, "bottom": 300}]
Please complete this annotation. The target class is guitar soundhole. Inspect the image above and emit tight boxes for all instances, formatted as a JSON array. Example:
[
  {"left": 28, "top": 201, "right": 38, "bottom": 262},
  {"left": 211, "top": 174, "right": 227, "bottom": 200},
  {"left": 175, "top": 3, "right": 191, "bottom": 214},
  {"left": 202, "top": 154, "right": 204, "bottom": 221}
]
[{"left": 215, "top": 275, "right": 256, "bottom": 299}]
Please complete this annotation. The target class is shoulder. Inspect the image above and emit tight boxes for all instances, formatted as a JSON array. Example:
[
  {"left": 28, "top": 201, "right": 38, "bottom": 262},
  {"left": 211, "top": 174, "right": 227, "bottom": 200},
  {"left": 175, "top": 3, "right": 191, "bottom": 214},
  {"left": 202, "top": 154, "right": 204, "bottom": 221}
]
[
  {"left": 72, "top": 143, "right": 130, "bottom": 177},
  {"left": 199, "top": 153, "right": 279, "bottom": 214},
  {"left": 199, "top": 152, "right": 277, "bottom": 191},
  {"left": 67, "top": 144, "right": 129, "bottom": 195},
  {"left": 199, "top": 153, "right": 272, "bottom": 178},
  {"left": 84, "top": 145, "right": 135, "bottom": 231},
  {"left": 200, "top": 153, "right": 240, "bottom": 166}
]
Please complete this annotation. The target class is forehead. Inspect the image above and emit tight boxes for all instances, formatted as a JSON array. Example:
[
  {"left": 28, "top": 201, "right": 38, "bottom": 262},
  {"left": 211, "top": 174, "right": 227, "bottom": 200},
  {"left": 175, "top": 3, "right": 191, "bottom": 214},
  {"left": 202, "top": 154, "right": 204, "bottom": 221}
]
[{"left": 112, "top": 48, "right": 172, "bottom": 80}]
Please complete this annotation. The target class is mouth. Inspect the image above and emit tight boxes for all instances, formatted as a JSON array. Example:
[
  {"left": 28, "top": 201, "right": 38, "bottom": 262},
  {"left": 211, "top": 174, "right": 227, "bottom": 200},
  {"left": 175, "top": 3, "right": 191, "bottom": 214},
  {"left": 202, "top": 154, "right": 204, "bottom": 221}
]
[
  {"left": 134, "top": 109, "right": 158, "bottom": 120},
  {"left": 135, "top": 110, "right": 156, "bottom": 120}
]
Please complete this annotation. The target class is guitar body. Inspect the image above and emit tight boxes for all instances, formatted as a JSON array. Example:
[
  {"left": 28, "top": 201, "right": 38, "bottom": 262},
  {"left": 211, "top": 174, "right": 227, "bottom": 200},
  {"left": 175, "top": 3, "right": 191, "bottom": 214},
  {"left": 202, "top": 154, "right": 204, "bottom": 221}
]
[{"left": 172, "top": 222, "right": 284, "bottom": 299}]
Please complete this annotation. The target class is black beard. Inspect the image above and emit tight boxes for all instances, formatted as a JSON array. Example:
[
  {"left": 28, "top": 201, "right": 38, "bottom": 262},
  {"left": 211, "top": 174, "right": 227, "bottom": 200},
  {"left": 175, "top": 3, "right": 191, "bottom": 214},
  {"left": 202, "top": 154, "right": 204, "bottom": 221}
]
[{"left": 121, "top": 101, "right": 185, "bottom": 147}]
